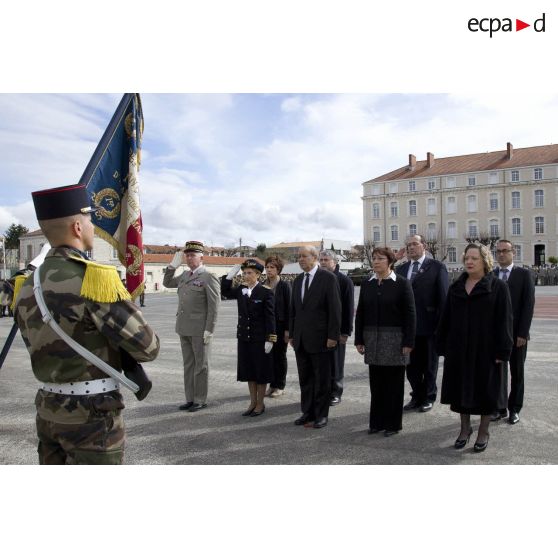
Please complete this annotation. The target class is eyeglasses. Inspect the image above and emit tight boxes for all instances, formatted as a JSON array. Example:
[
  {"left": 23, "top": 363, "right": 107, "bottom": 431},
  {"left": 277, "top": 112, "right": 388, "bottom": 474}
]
[{"left": 496, "top": 249, "right": 512, "bottom": 254}]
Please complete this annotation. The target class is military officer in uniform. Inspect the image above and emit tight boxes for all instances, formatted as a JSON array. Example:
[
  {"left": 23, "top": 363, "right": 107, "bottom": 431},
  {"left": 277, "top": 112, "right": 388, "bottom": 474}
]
[
  {"left": 14, "top": 184, "right": 160, "bottom": 465},
  {"left": 163, "top": 241, "right": 220, "bottom": 412}
]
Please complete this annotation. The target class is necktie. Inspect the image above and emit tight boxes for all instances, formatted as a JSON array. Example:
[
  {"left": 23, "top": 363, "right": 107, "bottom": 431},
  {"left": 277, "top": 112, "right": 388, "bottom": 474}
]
[
  {"left": 303, "top": 272, "right": 310, "bottom": 301},
  {"left": 410, "top": 261, "right": 419, "bottom": 282},
  {"left": 501, "top": 269, "right": 508, "bottom": 282}
]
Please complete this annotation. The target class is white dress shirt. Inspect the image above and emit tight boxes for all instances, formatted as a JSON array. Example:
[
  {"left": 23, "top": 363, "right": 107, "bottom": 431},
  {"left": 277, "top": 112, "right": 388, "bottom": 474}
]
[
  {"left": 407, "top": 254, "right": 426, "bottom": 280},
  {"left": 301, "top": 264, "right": 319, "bottom": 300}
]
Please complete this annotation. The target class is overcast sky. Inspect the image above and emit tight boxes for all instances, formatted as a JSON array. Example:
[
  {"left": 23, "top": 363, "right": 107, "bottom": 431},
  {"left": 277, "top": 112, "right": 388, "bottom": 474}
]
[{"left": 1, "top": 92, "right": 558, "bottom": 247}]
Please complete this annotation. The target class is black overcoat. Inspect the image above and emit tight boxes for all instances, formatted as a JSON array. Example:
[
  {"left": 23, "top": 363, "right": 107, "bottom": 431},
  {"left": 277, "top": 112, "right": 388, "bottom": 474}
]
[
  {"left": 436, "top": 273, "right": 513, "bottom": 414},
  {"left": 221, "top": 277, "right": 276, "bottom": 383}
]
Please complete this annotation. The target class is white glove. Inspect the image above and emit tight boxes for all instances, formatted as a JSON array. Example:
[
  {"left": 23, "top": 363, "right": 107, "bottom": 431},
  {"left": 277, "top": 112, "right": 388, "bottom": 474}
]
[
  {"left": 169, "top": 250, "right": 183, "bottom": 269},
  {"left": 203, "top": 330, "right": 213, "bottom": 345},
  {"left": 264, "top": 341, "right": 273, "bottom": 354},
  {"left": 226, "top": 264, "right": 242, "bottom": 280}
]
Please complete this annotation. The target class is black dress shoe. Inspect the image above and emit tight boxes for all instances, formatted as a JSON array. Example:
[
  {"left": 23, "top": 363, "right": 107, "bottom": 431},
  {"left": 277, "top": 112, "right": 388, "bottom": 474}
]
[
  {"left": 368, "top": 428, "right": 382, "bottom": 434},
  {"left": 179, "top": 402, "right": 194, "bottom": 411},
  {"left": 242, "top": 406, "right": 256, "bottom": 416},
  {"left": 419, "top": 402, "right": 433, "bottom": 412},
  {"left": 313, "top": 417, "right": 328, "bottom": 429},
  {"left": 384, "top": 430, "right": 399, "bottom": 437},
  {"left": 454, "top": 427, "right": 473, "bottom": 449},
  {"left": 329, "top": 396, "right": 341, "bottom": 406},
  {"left": 188, "top": 403, "right": 207, "bottom": 412},
  {"left": 294, "top": 415, "right": 312, "bottom": 426},
  {"left": 473, "top": 433, "right": 490, "bottom": 452},
  {"left": 508, "top": 412, "right": 520, "bottom": 425},
  {"left": 250, "top": 406, "right": 265, "bottom": 417},
  {"left": 403, "top": 399, "right": 419, "bottom": 411},
  {"left": 499, "top": 410, "right": 508, "bottom": 419}
]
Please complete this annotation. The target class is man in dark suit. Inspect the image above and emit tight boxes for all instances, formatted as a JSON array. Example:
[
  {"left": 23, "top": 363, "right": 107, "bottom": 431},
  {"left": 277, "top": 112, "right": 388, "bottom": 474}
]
[
  {"left": 289, "top": 246, "right": 341, "bottom": 428},
  {"left": 396, "top": 235, "right": 449, "bottom": 412},
  {"left": 491, "top": 239, "right": 535, "bottom": 424},
  {"left": 319, "top": 250, "right": 354, "bottom": 406}
]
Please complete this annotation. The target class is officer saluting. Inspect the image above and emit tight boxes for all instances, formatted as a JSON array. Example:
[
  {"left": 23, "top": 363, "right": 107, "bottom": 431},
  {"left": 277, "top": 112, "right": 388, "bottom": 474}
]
[{"left": 14, "top": 184, "right": 160, "bottom": 465}]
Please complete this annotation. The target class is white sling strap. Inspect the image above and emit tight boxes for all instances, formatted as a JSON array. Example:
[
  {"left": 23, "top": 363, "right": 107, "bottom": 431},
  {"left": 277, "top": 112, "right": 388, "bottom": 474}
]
[{"left": 32, "top": 264, "right": 139, "bottom": 394}]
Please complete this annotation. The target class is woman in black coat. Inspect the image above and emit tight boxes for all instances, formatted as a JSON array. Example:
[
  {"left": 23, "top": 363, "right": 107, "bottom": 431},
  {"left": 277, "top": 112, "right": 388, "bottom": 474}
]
[
  {"left": 263, "top": 255, "right": 291, "bottom": 398},
  {"left": 437, "top": 244, "right": 513, "bottom": 452},
  {"left": 221, "top": 259, "right": 277, "bottom": 416},
  {"left": 355, "top": 247, "right": 416, "bottom": 437}
]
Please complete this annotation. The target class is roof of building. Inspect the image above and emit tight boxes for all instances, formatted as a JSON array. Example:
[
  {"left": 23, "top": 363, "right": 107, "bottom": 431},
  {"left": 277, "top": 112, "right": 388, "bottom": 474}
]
[
  {"left": 365, "top": 143, "right": 558, "bottom": 183},
  {"left": 270, "top": 241, "right": 322, "bottom": 249},
  {"left": 19, "top": 229, "right": 44, "bottom": 238}
]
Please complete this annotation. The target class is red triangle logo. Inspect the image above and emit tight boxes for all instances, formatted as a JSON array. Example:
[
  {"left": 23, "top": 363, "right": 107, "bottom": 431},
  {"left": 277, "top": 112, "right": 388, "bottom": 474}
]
[{"left": 516, "top": 19, "right": 530, "bottom": 31}]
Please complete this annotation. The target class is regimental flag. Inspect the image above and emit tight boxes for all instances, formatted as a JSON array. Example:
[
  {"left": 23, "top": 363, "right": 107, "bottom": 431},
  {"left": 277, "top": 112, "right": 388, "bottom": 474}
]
[{"left": 80, "top": 93, "right": 145, "bottom": 299}]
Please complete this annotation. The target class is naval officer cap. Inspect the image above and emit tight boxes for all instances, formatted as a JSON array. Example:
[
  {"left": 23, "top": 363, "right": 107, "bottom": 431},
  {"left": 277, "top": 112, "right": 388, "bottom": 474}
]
[
  {"left": 241, "top": 258, "right": 264, "bottom": 273},
  {"left": 183, "top": 240, "right": 204, "bottom": 253},
  {"left": 32, "top": 184, "right": 96, "bottom": 221}
]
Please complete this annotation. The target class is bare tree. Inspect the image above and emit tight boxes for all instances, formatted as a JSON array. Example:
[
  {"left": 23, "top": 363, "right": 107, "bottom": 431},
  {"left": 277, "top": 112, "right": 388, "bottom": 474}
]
[{"left": 464, "top": 231, "right": 499, "bottom": 251}]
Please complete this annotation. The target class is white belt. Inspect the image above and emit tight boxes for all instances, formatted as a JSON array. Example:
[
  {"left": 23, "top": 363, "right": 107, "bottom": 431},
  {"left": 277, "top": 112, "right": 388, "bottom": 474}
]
[{"left": 40, "top": 378, "right": 119, "bottom": 396}]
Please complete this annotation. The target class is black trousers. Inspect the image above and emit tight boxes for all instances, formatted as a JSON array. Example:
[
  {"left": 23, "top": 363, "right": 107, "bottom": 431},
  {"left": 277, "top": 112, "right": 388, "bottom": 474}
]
[
  {"left": 330, "top": 342, "right": 346, "bottom": 398},
  {"left": 369, "top": 365, "right": 405, "bottom": 431},
  {"left": 270, "top": 333, "right": 288, "bottom": 390},
  {"left": 500, "top": 342, "right": 527, "bottom": 413},
  {"left": 406, "top": 335, "right": 439, "bottom": 404},
  {"left": 295, "top": 345, "right": 332, "bottom": 421}
]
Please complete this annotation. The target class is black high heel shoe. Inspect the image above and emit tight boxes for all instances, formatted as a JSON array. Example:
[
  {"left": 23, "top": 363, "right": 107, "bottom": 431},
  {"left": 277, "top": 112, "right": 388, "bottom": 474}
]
[
  {"left": 454, "top": 427, "right": 473, "bottom": 449},
  {"left": 474, "top": 432, "right": 490, "bottom": 453},
  {"left": 242, "top": 406, "right": 257, "bottom": 416},
  {"left": 250, "top": 405, "right": 266, "bottom": 417}
]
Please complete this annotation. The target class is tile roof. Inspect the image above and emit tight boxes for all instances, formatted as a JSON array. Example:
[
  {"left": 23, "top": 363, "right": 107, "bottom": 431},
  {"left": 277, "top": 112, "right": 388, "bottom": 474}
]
[
  {"left": 270, "top": 241, "right": 322, "bottom": 248},
  {"left": 365, "top": 144, "right": 558, "bottom": 183}
]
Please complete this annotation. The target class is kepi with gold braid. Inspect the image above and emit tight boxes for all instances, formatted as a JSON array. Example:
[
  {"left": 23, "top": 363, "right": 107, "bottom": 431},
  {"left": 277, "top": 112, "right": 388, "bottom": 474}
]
[{"left": 183, "top": 240, "right": 204, "bottom": 253}]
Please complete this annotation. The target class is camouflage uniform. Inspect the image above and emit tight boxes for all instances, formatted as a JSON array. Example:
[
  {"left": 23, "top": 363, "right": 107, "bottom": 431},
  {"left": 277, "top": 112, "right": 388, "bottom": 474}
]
[{"left": 15, "top": 246, "right": 160, "bottom": 465}]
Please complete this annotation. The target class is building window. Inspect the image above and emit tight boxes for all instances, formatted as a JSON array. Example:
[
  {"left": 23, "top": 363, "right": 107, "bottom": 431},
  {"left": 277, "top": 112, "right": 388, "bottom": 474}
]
[
  {"left": 535, "top": 216, "right": 545, "bottom": 234},
  {"left": 534, "top": 167, "right": 543, "bottom": 180},
  {"left": 373, "top": 226, "right": 380, "bottom": 242},
  {"left": 511, "top": 170, "right": 519, "bottom": 182},
  {"left": 427, "top": 223, "right": 437, "bottom": 240},
  {"left": 489, "top": 172, "right": 498, "bottom": 185},
  {"left": 446, "top": 176, "right": 456, "bottom": 188},
  {"left": 427, "top": 198, "right": 436, "bottom": 215},
  {"left": 447, "top": 246, "right": 457, "bottom": 263},
  {"left": 446, "top": 196, "right": 456, "bottom": 214},
  {"left": 489, "top": 193, "right": 498, "bottom": 211},
  {"left": 511, "top": 191, "right": 521, "bottom": 209},
  {"left": 447, "top": 221, "right": 457, "bottom": 239},
  {"left": 390, "top": 201, "right": 398, "bottom": 217},
  {"left": 468, "top": 221, "right": 478, "bottom": 237},
  {"left": 372, "top": 185, "right": 381, "bottom": 195},
  {"left": 467, "top": 194, "right": 477, "bottom": 212},
  {"left": 26, "top": 245, "right": 33, "bottom": 261},
  {"left": 408, "top": 200, "right": 417, "bottom": 216},
  {"left": 534, "top": 189, "right": 544, "bottom": 208},
  {"left": 389, "top": 182, "right": 398, "bottom": 194},
  {"left": 428, "top": 179, "right": 436, "bottom": 190},
  {"left": 514, "top": 244, "right": 522, "bottom": 261},
  {"left": 391, "top": 225, "right": 399, "bottom": 241},
  {"left": 489, "top": 220, "right": 499, "bottom": 237},
  {"left": 112, "top": 247, "right": 119, "bottom": 259},
  {"left": 409, "top": 224, "right": 417, "bottom": 237},
  {"left": 468, "top": 175, "right": 476, "bottom": 187},
  {"left": 372, "top": 203, "right": 380, "bottom": 219},
  {"left": 512, "top": 217, "right": 521, "bottom": 236},
  {"left": 408, "top": 180, "right": 416, "bottom": 192}
]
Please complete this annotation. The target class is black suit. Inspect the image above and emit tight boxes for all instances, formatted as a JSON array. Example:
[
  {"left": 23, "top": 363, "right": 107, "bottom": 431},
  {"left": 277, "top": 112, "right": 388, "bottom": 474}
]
[
  {"left": 493, "top": 266, "right": 535, "bottom": 413},
  {"left": 290, "top": 266, "right": 341, "bottom": 421},
  {"left": 396, "top": 257, "right": 448, "bottom": 404},
  {"left": 331, "top": 265, "right": 355, "bottom": 399}
]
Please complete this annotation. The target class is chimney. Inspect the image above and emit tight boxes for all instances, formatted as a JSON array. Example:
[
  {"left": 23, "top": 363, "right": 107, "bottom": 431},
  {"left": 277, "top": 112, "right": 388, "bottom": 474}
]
[
  {"left": 507, "top": 142, "right": 513, "bottom": 160},
  {"left": 408, "top": 154, "right": 416, "bottom": 171},
  {"left": 427, "top": 152, "right": 435, "bottom": 168}
]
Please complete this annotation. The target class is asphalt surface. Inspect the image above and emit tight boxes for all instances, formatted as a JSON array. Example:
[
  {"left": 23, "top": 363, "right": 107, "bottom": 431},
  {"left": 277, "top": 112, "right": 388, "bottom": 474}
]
[{"left": 1, "top": 287, "right": 557, "bottom": 465}]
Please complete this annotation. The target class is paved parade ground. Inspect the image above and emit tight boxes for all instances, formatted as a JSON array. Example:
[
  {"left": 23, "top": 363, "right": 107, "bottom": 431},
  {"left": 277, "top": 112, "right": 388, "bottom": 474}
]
[{"left": 1, "top": 287, "right": 557, "bottom": 465}]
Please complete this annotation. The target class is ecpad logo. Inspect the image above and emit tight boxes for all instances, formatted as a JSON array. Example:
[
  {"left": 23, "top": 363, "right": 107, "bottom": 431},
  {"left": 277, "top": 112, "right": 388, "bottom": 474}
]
[{"left": 468, "top": 13, "right": 546, "bottom": 37}]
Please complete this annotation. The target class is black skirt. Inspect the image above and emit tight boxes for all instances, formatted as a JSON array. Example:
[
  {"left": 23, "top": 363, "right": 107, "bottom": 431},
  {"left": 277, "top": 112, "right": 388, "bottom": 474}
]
[{"left": 237, "top": 340, "right": 273, "bottom": 384}]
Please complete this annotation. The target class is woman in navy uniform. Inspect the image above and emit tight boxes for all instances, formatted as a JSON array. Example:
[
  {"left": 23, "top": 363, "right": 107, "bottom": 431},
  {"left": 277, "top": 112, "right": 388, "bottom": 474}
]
[{"left": 221, "top": 259, "right": 277, "bottom": 416}]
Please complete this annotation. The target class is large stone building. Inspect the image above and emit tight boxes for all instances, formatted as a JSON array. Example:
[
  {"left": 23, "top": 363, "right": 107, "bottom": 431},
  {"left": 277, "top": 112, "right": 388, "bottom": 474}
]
[{"left": 362, "top": 143, "right": 558, "bottom": 268}]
